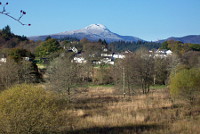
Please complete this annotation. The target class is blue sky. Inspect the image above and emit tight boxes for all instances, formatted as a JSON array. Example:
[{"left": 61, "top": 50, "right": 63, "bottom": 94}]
[{"left": 0, "top": 0, "right": 200, "bottom": 41}]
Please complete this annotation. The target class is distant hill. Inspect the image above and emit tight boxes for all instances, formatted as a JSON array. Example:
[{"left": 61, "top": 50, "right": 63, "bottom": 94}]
[
  {"left": 29, "top": 24, "right": 143, "bottom": 43},
  {"left": 158, "top": 35, "right": 200, "bottom": 44}
]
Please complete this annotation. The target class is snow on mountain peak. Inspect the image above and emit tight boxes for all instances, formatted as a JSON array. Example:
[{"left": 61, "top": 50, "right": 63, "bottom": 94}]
[
  {"left": 58, "top": 24, "right": 109, "bottom": 35},
  {"left": 85, "top": 24, "right": 107, "bottom": 30}
]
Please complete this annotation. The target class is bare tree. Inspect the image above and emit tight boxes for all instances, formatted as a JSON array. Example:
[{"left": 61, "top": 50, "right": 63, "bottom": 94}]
[
  {"left": 113, "top": 53, "right": 137, "bottom": 96},
  {"left": 133, "top": 48, "right": 155, "bottom": 94},
  {"left": 0, "top": 58, "right": 41, "bottom": 90},
  {"left": 154, "top": 57, "right": 170, "bottom": 85},
  {"left": 46, "top": 56, "right": 80, "bottom": 101},
  {"left": 0, "top": 58, "right": 19, "bottom": 89},
  {"left": 0, "top": 2, "right": 31, "bottom": 26},
  {"left": 181, "top": 51, "right": 200, "bottom": 68}
]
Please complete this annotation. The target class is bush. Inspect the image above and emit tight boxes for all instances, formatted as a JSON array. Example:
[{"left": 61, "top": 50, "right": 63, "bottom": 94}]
[
  {"left": 0, "top": 84, "right": 63, "bottom": 133},
  {"left": 169, "top": 68, "right": 200, "bottom": 105}
]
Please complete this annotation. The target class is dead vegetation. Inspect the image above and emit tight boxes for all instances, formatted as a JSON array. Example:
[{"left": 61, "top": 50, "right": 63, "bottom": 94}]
[{"left": 57, "top": 86, "right": 200, "bottom": 134}]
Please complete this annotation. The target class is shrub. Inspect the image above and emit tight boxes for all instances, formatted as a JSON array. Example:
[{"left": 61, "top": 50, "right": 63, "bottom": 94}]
[
  {"left": 0, "top": 84, "right": 63, "bottom": 133},
  {"left": 169, "top": 68, "right": 200, "bottom": 105}
]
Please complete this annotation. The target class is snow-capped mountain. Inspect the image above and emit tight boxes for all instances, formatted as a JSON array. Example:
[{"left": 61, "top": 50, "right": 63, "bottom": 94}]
[{"left": 29, "top": 24, "right": 143, "bottom": 43}]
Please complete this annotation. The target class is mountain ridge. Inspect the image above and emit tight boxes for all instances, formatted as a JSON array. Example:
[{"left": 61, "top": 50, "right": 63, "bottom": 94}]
[
  {"left": 29, "top": 24, "right": 143, "bottom": 43},
  {"left": 29, "top": 24, "right": 200, "bottom": 44},
  {"left": 158, "top": 35, "right": 200, "bottom": 44}
]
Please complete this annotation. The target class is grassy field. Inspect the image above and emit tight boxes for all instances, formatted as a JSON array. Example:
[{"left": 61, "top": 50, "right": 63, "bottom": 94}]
[{"left": 58, "top": 86, "right": 200, "bottom": 134}]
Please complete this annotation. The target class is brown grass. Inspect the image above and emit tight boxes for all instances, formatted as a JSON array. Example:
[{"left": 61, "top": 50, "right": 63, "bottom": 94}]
[{"left": 58, "top": 86, "right": 200, "bottom": 134}]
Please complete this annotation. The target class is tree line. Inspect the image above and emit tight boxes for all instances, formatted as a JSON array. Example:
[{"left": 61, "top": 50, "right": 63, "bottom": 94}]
[{"left": 109, "top": 40, "right": 161, "bottom": 52}]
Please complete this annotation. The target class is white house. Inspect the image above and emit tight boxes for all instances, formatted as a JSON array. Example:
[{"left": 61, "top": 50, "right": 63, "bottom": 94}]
[
  {"left": 0, "top": 58, "right": 6, "bottom": 63},
  {"left": 101, "top": 53, "right": 113, "bottom": 57},
  {"left": 103, "top": 48, "right": 108, "bottom": 52},
  {"left": 100, "top": 58, "right": 114, "bottom": 65},
  {"left": 113, "top": 53, "right": 125, "bottom": 59},
  {"left": 150, "top": 49, "right": 173, "bottom": 58},
  {"left": 101, "top": 53, "right": 125, "bottom": 59},
  {"left": 22, "top": 57, "right": 33, "bottom": 61},
  {"left": 73, "top": 57, "right": 87, "bottom": 64},
  {"left": 166, "top": 50, "right": 172, "bottom": 55},
  {"left": 68, "top": 47, "right": 78, "bottom": 53}
]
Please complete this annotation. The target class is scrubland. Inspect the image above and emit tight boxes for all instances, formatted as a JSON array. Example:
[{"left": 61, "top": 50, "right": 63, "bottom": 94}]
[{"left": 60, "top": 86, "right": 200, "bottom": 134}]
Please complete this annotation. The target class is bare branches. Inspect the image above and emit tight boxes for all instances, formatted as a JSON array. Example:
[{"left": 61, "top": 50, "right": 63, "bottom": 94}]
[{"left": 0, "top": 2, "right": 31, "bottom": 26}]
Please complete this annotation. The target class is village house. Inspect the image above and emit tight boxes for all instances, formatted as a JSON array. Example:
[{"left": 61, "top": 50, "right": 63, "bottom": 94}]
[
  {"left": 149, "top": 49, "right": 173, "bottom": 58},
  {"left": 73, "top": 56, "right": 87, "bottom": 64},
  {"left": 68, "top": 47, "right": 78, "bottom": 53},
  {"left": 0, "top": 54, "right": 7, "bottom": 65},
  {"left": 0, "top": 57, "right": 6, "bottom": 63},
  {"left": 112, "top": 53, "right": 125, "bottom": 59}
]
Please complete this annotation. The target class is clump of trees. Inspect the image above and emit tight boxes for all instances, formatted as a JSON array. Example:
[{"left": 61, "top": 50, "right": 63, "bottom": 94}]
[
  {"left": 161, "top": 40, "right": 200, "bottom": 54},
  {"left": 0, "top": 48, "right": 41, "bottom": 90},
  {"left": 113, "top": 48, "right": 156, "bottom": 95},
  {"left": 0, "top": 59, "right": 41, "bottom": 90},
  {"left": 0, "top": 84, "right": 64, "bottom": 133},
  {"left": 8, "top": 48, "right": 35, "bottom": 62},
  {"left": 112, "top": 48, "right": 182, "bottom": 95},
  {"left": 35, "top": 38, "right": 62, "bottom": 60}
]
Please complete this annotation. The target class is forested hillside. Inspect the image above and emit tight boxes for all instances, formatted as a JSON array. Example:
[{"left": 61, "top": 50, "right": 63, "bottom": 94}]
[{"left": 0, "top": 26, "right": 38, "bottom": 52}]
